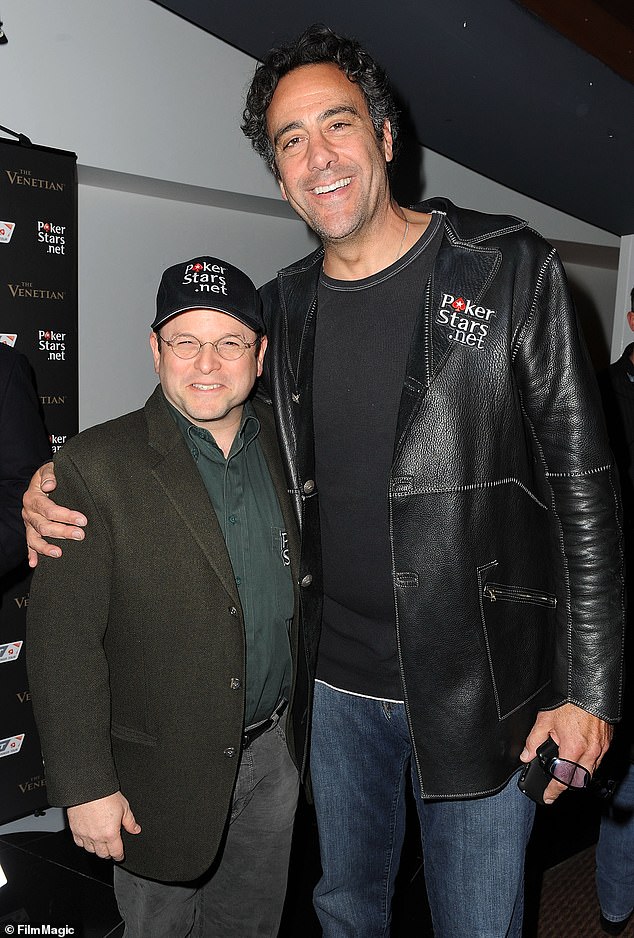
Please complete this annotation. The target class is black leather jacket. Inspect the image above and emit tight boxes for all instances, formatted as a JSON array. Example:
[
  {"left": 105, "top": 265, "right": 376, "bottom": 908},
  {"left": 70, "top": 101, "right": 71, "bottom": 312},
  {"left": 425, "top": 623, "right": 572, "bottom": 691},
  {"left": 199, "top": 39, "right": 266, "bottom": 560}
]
[{"left": 260, "top": 198, "right": 625, "bottom": 798}]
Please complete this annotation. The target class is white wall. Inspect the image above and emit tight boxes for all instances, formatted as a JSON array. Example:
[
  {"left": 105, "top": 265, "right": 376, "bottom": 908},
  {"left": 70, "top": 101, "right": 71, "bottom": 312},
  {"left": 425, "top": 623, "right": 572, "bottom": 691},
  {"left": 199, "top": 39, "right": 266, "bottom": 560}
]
[
  {"left": 419, "top": 147, "right": 619, "bottom": 249},
  {"left": 611, "top": 235, "right": 634, "bottom": 361},
  {"left": 561, "top": 261, "right": 619, "bottom": 370},
  {"left": 0, "top": 0, "right": 622, "bottom": 427},
  {"left": 1, "top": 0, "right": 280, "bottom": 200}
]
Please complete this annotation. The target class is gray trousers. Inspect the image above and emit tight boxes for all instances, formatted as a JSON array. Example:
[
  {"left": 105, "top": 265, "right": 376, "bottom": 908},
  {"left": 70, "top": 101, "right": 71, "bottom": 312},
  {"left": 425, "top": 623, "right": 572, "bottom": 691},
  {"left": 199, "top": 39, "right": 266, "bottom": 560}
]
[{"left": 113, "top": 713, "right": 299, "bottom": 938}]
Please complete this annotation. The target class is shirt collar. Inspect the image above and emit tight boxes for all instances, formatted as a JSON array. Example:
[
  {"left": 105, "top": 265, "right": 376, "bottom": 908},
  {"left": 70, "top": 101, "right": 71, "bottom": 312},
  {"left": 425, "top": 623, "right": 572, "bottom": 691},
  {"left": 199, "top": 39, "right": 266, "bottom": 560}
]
[{"left": 166, "top": 397, "right": 260, "bottom": 460}]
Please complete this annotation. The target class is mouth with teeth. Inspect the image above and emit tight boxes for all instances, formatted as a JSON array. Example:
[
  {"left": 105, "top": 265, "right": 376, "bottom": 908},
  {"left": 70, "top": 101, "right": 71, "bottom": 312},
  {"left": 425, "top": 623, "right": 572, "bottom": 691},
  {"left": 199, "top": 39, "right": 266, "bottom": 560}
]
[
  {"left": 312, "top": 177, "right": 352, "bottom": 195},
  {"left": 191, "top": 383, "right": 223, "bottom": 391}
]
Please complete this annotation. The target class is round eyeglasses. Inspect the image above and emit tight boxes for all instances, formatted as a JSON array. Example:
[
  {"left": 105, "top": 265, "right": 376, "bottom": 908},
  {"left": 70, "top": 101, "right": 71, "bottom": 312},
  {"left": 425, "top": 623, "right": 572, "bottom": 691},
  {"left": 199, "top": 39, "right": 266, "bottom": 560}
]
[{"left": 158, "top": 333, "right": 258, "bottom": 361}]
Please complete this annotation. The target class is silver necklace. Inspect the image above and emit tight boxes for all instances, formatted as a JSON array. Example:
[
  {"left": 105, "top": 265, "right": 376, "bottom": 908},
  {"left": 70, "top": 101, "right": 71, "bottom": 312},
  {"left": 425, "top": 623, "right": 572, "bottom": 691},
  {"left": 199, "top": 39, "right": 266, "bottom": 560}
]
[{"left": 395, "top": 216, "right": 409, "bottom": 262}]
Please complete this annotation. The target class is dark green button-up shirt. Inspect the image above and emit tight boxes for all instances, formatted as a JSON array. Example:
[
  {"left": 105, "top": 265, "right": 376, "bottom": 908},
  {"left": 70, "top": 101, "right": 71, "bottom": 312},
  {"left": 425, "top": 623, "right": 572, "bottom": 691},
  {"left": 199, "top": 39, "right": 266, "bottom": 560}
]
[{"left": 169, "top": 401, "right": 293, "bottom": 725}]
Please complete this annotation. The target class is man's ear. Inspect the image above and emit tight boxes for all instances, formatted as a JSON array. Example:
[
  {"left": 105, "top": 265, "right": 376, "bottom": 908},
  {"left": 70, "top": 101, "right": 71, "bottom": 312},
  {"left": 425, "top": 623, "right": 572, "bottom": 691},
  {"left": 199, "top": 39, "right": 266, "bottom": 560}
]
[
  {"left": 627, "top": 310, "right": 634, "bottom": 335},
  {"left": 278, "top": 175, "right": 288, "bottom": 202},
  {"left": 149, "top": 331, "right": 161, "bottom": 375},
  {"left": 383, "top": 120, "right": 394, "bottom": 164},
  {"left": 256, "top": 335, "right": 268, "bottom": 377}
]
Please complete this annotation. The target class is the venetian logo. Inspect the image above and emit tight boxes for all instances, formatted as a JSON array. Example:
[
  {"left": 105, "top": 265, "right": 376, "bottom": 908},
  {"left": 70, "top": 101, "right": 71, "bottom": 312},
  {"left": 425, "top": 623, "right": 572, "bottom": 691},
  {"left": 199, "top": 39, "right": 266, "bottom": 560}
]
[
  {"left": 5, "top": 168, "right": 65, "bottom": 191},
  {"left": 8, "top": 281, "right": 66, "bottom": 300}
]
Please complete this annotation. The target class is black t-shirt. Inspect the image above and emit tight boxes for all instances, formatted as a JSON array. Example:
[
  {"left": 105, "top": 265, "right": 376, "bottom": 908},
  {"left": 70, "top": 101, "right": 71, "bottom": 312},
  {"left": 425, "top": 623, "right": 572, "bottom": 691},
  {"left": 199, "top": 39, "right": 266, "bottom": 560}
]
[{"left": 313, "top": 213, "right": 443, "bottom": 698}]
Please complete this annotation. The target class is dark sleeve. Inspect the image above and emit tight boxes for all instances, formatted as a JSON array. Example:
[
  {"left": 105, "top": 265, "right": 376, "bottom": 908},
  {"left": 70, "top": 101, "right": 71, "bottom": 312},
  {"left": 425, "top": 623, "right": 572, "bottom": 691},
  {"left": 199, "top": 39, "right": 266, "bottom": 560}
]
[
  {"left": 0, "top": 348, "right": 51, "bottom": 576},
  {"left": 513, "top": 248, "right": 624, "bottom": 720},
  {"left": 26, "top": 444, "right": 119, "bottom": 807}
]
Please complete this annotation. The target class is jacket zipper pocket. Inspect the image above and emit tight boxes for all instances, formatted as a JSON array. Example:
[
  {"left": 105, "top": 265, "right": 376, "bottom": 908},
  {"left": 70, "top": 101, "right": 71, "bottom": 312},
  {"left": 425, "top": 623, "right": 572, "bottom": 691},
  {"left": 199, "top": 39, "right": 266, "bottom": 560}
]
[{"left": 483, "top": 583, "right": 556, "bottom": 608}]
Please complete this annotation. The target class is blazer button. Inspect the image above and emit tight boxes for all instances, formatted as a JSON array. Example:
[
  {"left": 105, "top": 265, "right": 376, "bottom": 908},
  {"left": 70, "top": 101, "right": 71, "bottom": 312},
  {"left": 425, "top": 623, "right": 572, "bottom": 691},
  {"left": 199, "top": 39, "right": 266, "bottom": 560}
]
[
  {"left": 229, "top": 606, "right": 238, "bottom": 616},
  {"left": 300, "top": 574, "right": 313, "bottom": 588},
  {"left": 303, "top": 479, "right": 315, "bottom": 494},
  {"left": 224, "top": 747, "right": 237, "bottom": 758},
  {"left": 230, "top": 677, "right": 241, "bottom": 690}
]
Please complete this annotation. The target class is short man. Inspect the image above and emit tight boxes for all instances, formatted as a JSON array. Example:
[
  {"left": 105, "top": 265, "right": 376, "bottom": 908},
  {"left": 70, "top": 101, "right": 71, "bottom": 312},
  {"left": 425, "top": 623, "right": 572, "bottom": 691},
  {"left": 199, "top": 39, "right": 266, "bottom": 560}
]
[
  {"left": 0, "top": 342, "right": 50, "bottom": 577},
  {"left": 26, "top": 257, "right": 306, "bottom": 938},
  {"left": 24, "top": 25, "right": 624, "bottom": 938}
]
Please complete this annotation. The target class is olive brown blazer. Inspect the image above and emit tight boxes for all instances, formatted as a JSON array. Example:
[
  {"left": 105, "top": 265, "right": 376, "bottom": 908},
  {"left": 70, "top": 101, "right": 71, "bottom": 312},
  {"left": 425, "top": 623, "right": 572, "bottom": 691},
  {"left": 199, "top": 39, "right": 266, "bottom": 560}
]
[{"left": 27, "top": 385, "right": 303, "bottom": 881}]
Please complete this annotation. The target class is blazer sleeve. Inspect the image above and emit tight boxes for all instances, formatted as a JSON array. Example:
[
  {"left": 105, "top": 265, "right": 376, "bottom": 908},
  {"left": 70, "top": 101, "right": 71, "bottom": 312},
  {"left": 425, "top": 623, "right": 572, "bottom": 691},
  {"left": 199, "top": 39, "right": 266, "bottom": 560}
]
[
  {"left": 26, "top": 445, "right": 120, "bottom": 807},
  {"left": 0, "top": 349, "right": 51, "bottom": 576}
]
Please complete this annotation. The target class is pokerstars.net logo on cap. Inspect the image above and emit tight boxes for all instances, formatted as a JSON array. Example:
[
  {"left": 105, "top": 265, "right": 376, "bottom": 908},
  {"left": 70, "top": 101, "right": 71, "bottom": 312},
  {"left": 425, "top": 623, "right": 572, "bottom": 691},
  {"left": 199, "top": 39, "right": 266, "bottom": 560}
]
[
  {"left": 0, "top": 641, "right": 23, "bottom": 664},
  {"left": 0, "top": 734, "right": 25, "bottom": 758},
  {"left": 183, "top": 260, "right": 228, "bottom": 296},
  {"left": 0, "top": 333, "right": 17, "bottom": 347},
  {"left": 0, "top": 220, "right": 15, "bottom": 243}
]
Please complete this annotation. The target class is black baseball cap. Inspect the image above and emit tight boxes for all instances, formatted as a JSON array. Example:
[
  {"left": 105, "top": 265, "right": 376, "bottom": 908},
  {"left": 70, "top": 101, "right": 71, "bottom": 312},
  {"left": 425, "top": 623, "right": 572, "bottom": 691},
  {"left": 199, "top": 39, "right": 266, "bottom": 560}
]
[{"left": 152, "top": 256, "right": 265, "bottom": 334}]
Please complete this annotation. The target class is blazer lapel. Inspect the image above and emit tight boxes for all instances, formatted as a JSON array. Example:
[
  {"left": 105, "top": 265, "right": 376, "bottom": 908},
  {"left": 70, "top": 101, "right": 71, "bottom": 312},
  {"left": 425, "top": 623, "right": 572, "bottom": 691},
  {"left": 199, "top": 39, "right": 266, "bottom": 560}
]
[{"left": 144, "top": 386, "right": 240, "bottom": 605}]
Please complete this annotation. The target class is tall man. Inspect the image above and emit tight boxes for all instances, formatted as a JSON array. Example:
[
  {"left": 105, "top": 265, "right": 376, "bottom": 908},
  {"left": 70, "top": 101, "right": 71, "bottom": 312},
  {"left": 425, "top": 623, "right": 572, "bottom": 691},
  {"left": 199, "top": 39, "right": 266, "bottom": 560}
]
[
  {"left": 23, "top": 25, "right": 624, "bottom": 938},
  {"left": 26, "top": 257, "right": 306, "bottom": 938}
]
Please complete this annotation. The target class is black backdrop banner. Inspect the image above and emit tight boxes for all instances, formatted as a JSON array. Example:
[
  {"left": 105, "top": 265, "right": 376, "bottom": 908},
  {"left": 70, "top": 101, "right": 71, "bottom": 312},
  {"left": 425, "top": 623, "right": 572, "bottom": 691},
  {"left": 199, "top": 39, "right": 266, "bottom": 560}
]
[{"left": 0, "top": 137, "right": 78, "bottom": 824}]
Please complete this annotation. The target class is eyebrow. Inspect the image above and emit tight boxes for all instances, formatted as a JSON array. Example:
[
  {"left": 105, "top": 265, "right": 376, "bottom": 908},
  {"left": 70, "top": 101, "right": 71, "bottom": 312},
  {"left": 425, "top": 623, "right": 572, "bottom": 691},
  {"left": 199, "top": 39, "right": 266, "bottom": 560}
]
[
  {"left": 273, "top": 105, "right": 361, "bottom": 148},
  {"left": 162, "top": 330, "right": 247, "bottom": 341}
]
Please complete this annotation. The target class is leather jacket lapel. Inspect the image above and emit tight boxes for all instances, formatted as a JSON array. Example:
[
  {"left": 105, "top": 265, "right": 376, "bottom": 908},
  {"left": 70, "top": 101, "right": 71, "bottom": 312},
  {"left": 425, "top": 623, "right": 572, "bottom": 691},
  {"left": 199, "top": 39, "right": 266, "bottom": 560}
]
[{"left": 395, "top": 231, "right": 500, "bottom": 455}]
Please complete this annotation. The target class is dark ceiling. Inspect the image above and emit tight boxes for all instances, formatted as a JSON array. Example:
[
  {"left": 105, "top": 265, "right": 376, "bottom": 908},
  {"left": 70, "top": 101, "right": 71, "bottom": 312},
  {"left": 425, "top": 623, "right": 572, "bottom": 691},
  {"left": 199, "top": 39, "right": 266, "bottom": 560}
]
[{"left": 152, "top": 0, "right": 634, "bottom": 236}]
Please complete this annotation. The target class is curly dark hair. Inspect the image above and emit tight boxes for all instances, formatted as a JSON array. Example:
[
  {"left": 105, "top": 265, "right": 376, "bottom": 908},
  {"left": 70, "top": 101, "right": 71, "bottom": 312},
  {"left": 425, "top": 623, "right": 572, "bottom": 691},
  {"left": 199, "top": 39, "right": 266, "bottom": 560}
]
[{"left": 241, "top": 23, "right": 400, "bottom": 178}]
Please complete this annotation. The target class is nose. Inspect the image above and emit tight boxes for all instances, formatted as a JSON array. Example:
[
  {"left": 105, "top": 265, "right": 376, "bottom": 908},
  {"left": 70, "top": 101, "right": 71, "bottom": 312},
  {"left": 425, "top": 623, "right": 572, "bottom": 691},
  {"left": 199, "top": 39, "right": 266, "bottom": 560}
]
[
  {"left": 307, "top": 131, "right": 338, "bottom": 172},
  {"left": 195, "top": 342, "right": 222, "bottom": 373}
]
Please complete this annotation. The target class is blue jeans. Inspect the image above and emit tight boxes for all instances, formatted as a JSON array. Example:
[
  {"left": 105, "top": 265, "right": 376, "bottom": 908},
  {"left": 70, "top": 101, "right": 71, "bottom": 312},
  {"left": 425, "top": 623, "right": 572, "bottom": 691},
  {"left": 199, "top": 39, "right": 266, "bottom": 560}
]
[
  {"left": 310, "top": 681, "right": 536, "bottom": 938},
  {"left": 114, "top": 712, "right": 298, "bottom": 937},
  {"left": 596, "top": 762, "right": 634, "bottom": 923}
]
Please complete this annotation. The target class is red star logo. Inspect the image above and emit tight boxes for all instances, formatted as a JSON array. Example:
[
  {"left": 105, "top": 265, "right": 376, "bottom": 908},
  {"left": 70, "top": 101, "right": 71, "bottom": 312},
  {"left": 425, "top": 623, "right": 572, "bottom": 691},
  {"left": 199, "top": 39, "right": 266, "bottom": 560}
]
[
  {"left": 43, "top": 223, "right": 50, "bottom": 232},
  {"left": 44, "top": 331, "right": 51, "bottom": 339},
  {"left": 452, "top": 297, "right": 466, "bottom": 311},
  {"left": 192, "top": 263, "right": 203, "bottom": 272}
]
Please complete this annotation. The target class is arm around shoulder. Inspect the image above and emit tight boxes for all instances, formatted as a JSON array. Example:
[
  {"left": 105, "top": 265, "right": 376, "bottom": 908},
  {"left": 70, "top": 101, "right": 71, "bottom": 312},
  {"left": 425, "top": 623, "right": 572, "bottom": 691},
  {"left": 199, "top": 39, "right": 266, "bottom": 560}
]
[{"left": 23, "top": 458, "right": 88, "bottom": 566}]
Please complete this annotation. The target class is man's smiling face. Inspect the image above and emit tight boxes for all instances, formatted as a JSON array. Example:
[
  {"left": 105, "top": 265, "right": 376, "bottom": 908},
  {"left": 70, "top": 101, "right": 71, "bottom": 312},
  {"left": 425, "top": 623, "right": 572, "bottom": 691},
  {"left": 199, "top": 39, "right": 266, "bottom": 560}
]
[
  {"left": 266, "top": 63, "right": 393, "bottom": 245},
  {"left": 150, "top": 308, "right": 266, "bottom": 436}
]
